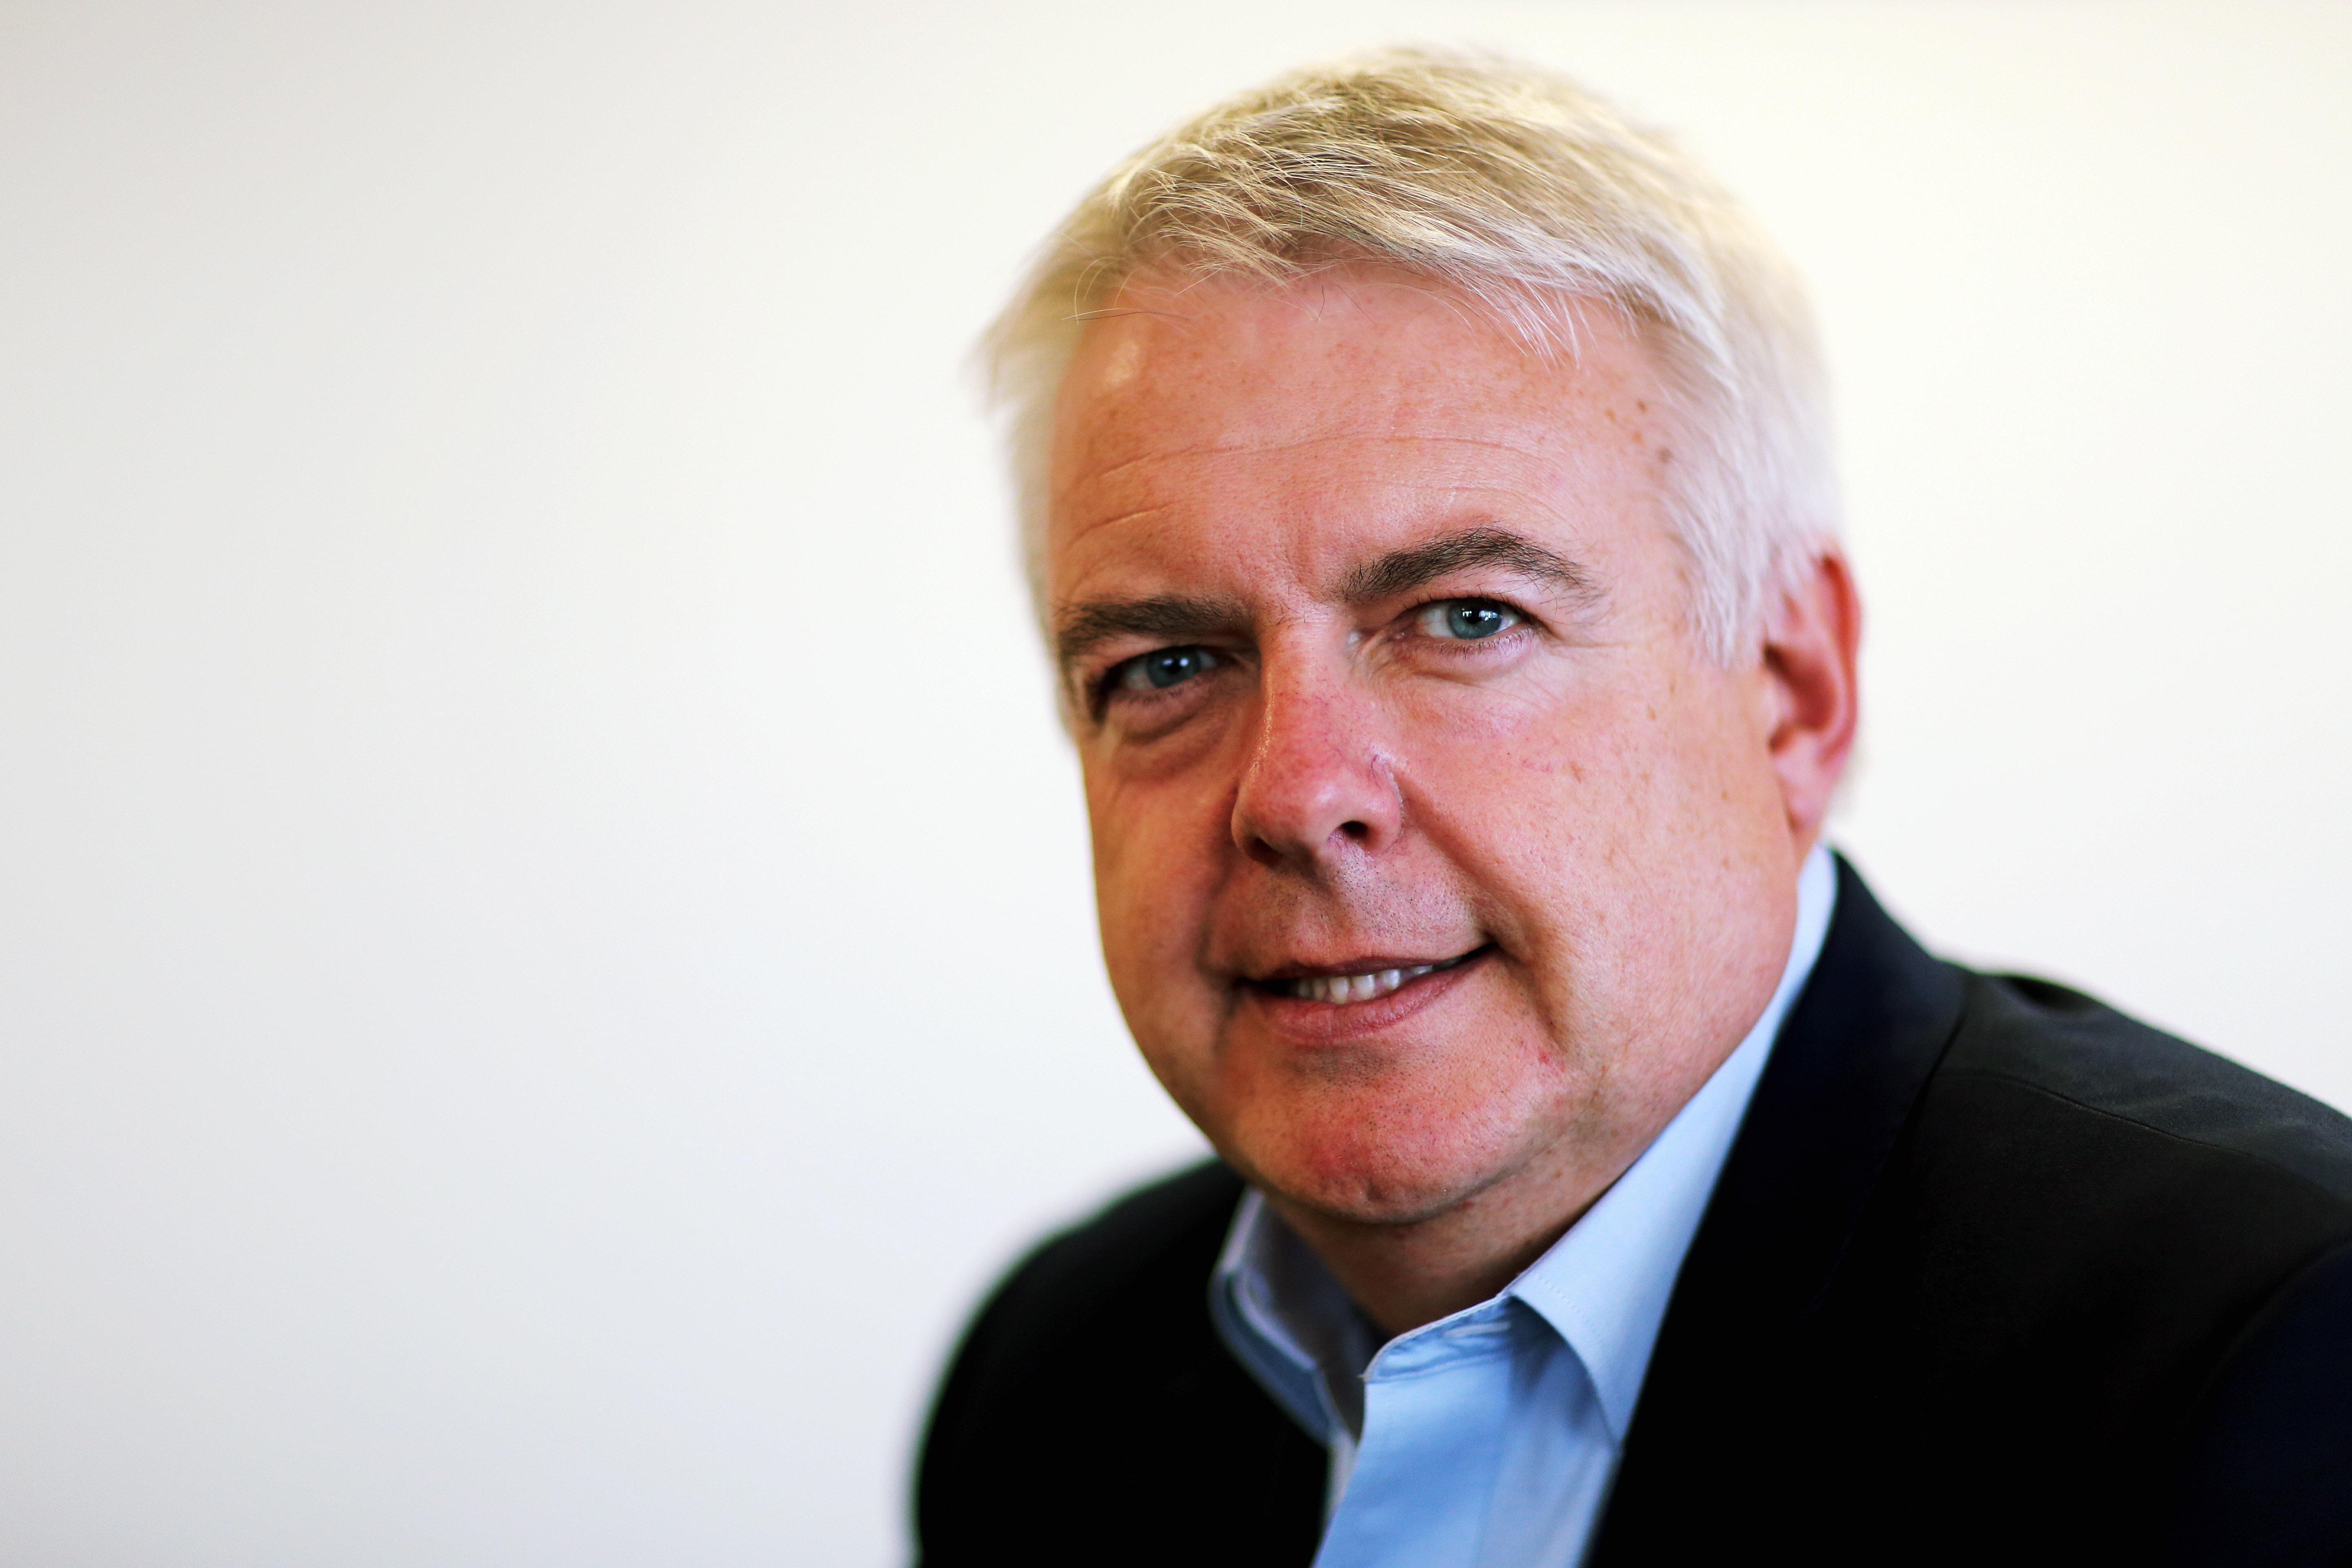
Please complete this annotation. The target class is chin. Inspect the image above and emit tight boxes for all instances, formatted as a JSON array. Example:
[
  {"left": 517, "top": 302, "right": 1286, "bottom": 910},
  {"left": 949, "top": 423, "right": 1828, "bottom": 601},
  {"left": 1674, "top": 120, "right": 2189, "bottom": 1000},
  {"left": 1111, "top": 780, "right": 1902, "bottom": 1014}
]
[{"left": 1218, "top": 1079, "right": 1560, "bottom": 1228}]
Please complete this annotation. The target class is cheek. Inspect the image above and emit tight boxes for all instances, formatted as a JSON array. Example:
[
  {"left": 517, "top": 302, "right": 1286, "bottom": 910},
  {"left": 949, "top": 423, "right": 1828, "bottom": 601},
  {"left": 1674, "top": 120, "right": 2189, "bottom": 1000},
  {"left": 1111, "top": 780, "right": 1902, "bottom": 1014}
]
[
  {"left": 1640, "top": 664, "right": 1786, "bottom": 835},
  {"left": 1083, "top": 759, "right": 1231, "bottom": 1015},
  {"left": 1394, "top": 673, "right": 1645, "bottom": 854},
  {"left": 1392, "top": 662, "right": 1771, "bottom": 961},
  {"left": 1084, "top": 784, "right": 1236, "bottom": 1129}
]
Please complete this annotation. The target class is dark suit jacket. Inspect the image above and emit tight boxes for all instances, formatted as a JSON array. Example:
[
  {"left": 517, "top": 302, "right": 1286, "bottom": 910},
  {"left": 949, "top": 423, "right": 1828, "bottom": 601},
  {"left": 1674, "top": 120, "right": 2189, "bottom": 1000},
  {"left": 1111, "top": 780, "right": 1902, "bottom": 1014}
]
[{"left": 916, "top": 861, "right": 2352, "bottom": 1566}]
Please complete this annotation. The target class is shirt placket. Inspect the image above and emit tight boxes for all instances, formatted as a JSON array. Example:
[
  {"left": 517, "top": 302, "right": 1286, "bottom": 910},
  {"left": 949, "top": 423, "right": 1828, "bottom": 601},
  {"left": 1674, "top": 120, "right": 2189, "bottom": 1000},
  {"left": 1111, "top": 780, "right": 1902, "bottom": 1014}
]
[{"left": 1312, "top": 1308, "right": 1518, "bottom": 1568}]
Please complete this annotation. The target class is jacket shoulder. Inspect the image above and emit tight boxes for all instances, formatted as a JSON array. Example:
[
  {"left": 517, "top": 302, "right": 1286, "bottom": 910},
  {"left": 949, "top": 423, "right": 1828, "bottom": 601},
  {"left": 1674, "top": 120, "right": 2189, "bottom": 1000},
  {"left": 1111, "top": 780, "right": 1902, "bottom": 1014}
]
[
  {"left": 1903, "top": 976, "right": 2352, "bottom": 1564},
  {"left": 1599, "top": 867, "right": 2352, "bottom": 1566},
  {"left": 1940, "top": 969, "right": 2352, "bottom": 1204},
  {"left": 969, "top": 1158, "right": 1245, "bottom": 1345},
  {"left": 920, "top": 1159, "right": 1244, "bottom": 1459},
  {"left": 914, "top": 1160, "right": 1323, "bottom": 1568},
  {"left": 1838, "top": 970, "right": 2352, "bottom": 1479}
]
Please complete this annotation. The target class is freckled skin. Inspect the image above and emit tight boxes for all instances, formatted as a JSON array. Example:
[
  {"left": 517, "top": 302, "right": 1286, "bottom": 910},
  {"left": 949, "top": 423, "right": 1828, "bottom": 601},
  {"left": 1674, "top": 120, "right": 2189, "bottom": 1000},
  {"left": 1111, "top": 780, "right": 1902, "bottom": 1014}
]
[{"left": 1049, "top": 268, "right": 1858, "bottom": 1332}]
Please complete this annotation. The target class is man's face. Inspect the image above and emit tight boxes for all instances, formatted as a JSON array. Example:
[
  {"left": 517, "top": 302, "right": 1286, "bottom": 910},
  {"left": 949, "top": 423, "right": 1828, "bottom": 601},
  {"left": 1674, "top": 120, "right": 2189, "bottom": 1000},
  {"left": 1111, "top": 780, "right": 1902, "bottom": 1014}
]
[{"left": 1047, "top": 271, "right": 1813, "bottom": 1229}]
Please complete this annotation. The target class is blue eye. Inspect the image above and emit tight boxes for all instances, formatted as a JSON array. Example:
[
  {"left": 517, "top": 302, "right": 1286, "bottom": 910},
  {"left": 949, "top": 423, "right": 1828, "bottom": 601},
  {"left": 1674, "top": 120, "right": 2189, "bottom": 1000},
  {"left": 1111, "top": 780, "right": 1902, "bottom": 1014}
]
[
  {"left": 1419, "top": 599, "right": 1521, "bottom": 640},
  {"left": 1117, "top": 646, "right": 1218, "bottom": 692}
]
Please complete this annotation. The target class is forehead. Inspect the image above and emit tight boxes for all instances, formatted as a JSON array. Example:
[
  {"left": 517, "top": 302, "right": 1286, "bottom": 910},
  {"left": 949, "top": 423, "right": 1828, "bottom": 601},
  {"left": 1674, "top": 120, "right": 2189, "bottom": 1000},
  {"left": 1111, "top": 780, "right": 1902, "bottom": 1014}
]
[{"left": 1045, "top": 271, "right": 1673, "bottom": 594}]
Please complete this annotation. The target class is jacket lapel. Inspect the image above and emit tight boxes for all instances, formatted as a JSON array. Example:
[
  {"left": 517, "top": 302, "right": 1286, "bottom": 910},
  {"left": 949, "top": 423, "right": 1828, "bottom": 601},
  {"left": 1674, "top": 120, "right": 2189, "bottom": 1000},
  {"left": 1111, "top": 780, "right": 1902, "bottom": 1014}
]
[{"left": 1588, "top": 856, "right": 1966, "bottom": 1559}]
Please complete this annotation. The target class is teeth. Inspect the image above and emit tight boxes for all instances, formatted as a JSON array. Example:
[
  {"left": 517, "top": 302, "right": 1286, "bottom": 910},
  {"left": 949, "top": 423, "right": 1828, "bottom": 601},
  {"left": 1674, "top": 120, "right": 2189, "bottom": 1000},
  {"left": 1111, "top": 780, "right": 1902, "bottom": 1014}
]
[{"left": 1290, "top": 962, "right": 1440, "bottom": 1004}]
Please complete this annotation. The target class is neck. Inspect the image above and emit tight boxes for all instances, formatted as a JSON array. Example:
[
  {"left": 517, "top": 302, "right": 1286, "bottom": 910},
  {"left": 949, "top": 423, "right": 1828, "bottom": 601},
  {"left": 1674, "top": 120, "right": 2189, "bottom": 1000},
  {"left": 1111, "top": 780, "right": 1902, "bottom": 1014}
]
[{"left": 1262, "top": 1116, "right": 1660, "bottom": 1337}]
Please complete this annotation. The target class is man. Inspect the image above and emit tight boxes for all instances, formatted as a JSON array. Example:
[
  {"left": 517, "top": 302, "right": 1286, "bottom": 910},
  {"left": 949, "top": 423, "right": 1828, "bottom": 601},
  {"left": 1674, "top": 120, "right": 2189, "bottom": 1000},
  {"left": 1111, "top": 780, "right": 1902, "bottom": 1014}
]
[{"left": 916, "top": 49, "right": 2352, "bottom": 1567}]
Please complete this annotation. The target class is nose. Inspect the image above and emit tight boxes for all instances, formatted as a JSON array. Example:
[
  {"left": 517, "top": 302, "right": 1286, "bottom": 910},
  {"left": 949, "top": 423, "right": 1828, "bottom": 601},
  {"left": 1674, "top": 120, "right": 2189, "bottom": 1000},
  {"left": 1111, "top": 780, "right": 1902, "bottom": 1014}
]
[{"left": 1230, "top": 659, "right": 1402, "bottom": 869}]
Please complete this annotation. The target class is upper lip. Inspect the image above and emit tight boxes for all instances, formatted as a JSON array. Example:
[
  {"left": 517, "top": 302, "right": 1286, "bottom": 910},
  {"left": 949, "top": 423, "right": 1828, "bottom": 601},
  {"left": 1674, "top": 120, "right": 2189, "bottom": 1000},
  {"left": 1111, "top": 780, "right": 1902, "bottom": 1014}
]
[{"left": 1245, "top": 945, "right": 1487, "bottom": 985}]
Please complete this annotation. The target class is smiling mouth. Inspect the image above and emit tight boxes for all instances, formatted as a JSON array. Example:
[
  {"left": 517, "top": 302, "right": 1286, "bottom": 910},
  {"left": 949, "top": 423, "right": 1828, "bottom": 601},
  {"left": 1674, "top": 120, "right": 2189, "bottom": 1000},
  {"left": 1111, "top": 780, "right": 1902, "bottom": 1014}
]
[{"left": 1253, "top": 946, "right": 1489, "bottom": 1005}]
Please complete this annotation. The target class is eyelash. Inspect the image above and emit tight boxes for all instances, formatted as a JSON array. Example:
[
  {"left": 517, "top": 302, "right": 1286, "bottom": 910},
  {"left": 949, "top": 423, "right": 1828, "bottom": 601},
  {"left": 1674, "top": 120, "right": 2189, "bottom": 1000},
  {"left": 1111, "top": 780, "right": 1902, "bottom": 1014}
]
[
  {"left": 1414, "top": 597, "right": 1527, "bottom": 644},
  {"left": 1090, "top": 596, "right": 1534, "bottom": 709}
]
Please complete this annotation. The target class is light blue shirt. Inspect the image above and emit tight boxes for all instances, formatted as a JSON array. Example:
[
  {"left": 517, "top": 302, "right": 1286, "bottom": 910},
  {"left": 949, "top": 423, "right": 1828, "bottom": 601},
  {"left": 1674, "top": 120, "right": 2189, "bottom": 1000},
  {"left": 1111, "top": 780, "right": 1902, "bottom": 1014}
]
[{"left": 1209, "top": 844, "right": 1838, "bottom": 1568}]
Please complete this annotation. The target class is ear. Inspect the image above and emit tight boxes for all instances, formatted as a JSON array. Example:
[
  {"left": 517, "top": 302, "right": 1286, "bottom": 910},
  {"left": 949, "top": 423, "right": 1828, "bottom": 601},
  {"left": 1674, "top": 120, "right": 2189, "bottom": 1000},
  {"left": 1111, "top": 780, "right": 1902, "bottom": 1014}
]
[{"left": 1759, "top": 549, "right": 1861, "bottom": 849}]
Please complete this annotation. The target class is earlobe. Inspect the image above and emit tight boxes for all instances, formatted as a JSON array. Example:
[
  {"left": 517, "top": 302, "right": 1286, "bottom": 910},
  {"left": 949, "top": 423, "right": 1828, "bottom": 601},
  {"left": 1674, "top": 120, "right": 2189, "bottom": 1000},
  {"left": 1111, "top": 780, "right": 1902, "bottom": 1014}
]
[{"left": 1760, "top": 550, "right": 1862, "bottom": 844}]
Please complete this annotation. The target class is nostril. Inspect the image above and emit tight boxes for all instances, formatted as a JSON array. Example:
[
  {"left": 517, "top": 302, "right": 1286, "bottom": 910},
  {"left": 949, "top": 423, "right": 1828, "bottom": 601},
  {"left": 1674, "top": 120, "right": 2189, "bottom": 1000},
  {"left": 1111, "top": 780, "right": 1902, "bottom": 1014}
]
[{"left": 1339, "top": 820, "right": 1371, "bottom": 842}]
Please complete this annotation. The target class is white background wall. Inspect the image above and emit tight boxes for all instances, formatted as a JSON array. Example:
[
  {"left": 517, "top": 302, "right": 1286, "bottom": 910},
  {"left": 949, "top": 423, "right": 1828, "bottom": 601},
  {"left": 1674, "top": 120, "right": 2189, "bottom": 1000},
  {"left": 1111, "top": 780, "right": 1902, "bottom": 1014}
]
[{"left": 0, "top": 1, "right": 2345, "bottom": 1562}]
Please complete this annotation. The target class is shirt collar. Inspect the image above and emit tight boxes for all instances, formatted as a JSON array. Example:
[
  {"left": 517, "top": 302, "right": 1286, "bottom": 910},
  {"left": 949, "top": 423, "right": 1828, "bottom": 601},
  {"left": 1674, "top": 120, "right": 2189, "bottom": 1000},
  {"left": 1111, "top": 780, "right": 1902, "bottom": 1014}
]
[
  {"left": 1211, "top": 842, "right": 1840, "bottom": 1444},
  {"left": 1506, "top": 842, "right": 1838, "bottom": 1438},
  {"left": 1210, "top": 1183, "right": 1373, "bottom": 1437}
]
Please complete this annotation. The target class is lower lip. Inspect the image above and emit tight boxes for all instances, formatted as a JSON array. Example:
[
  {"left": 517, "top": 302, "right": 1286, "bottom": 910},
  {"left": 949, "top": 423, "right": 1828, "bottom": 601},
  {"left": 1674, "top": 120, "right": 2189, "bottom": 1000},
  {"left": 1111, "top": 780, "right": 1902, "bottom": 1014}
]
[{"left": 1243, "top": 949, "right": 1491, "bottom": 1045}]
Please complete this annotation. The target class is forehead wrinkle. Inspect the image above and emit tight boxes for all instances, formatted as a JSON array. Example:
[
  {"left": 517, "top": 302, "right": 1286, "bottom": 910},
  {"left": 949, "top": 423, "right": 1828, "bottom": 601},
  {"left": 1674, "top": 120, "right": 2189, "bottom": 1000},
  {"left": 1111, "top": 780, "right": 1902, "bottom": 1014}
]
[
  {"left": 1056, "top": 429, "right": 1547, "bottom": 557},
  {"left": 1056, "top": 501, "right": 1180, "bottom": 556},
  {"left": 1079, "top": 430, "right": 1556, "bottom": 486},
  {"left": 1057, "top": 430, "right": 1574, "bottom": 548}
]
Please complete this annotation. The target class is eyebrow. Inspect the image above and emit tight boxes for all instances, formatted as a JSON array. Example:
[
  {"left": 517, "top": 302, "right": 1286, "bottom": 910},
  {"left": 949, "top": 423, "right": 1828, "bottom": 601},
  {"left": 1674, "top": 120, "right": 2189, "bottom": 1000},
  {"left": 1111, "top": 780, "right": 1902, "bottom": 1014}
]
[
  {"left": 1340, "top": 525, "right": 1599, "bottom": 605},
  {"left": 1054, "top": 593, "right": 1245, "bottom": 673},
  {"left": 1051, "top": 525, "right": 1599, "bottom": 674}
]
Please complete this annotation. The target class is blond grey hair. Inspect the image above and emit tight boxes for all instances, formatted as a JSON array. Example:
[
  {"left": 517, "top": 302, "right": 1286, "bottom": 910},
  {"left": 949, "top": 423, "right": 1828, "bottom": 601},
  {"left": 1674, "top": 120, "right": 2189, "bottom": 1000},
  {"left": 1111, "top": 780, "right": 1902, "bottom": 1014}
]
[{"left": 983, "top": 46, "right": 1839, "bottom": 662}]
